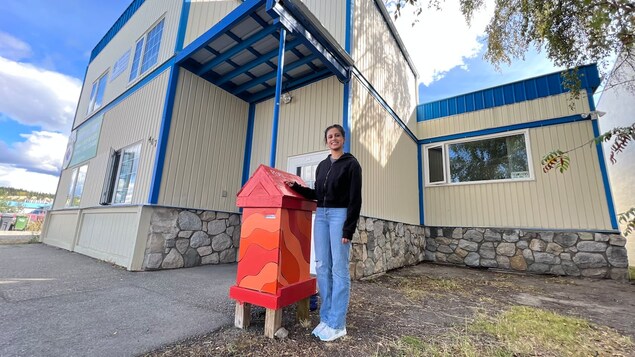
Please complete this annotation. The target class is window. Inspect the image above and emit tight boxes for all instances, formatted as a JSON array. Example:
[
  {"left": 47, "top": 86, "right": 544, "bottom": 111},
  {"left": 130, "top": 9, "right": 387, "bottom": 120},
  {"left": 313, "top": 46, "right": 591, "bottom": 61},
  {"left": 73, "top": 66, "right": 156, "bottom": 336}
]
[
  {"left": 424, "top": 130, "right": 533, "bottom": 186},
  {"left": 65, "top": 165, "right": 88, "bottom": 207},
  {"left": 129, "top": 18, "right": 165, "bottom": 82},
  {"left": 101, "top": 143, "right": 141, "bottom": 205},
  {"left": 111, "top": 49, "right": 131, "bottom": 81},
  {"left": 88, "top": 72, "right": 108, "bottom": 114}
]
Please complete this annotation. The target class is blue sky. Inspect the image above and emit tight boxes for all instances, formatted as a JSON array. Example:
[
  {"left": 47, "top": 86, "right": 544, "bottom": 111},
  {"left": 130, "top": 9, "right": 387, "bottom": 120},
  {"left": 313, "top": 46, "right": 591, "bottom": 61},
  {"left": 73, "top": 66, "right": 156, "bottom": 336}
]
[{"left": 0, "top": 0, "right": 561, "bottom": 194}]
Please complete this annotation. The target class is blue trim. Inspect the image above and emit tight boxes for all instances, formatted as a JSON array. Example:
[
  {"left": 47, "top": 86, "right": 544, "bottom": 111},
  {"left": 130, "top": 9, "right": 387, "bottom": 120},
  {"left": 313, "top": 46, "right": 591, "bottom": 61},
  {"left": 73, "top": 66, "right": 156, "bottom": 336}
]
[
  {"left": 175, "top": 0, "right": 191, "bottom": 52},
  {"left": 242, "top": 104, "right": 256, "bottom": 185},
  {"left": 90, "top": 0, "right": 146, "bottom": 63},
  {"left": 588, "top": 91, "right": 619, "bottom": 229},
  {"left": 420, "top": 114, "right": 589, "bottom": 145},
  {"left": 73, "top": 59, "right": 174, "bottom": 131},
  {"left": 269, "top": 28, "right": 287, "bottom": 168},
  {"left": 342, "top": 0, "right": 353, "bottom": 153},
  {"left": 148, "top": 65, "right": 180, "bottom": 204},
  {"left": 351, "top": 68, "right": 418, "bottom": 143},
  {"left": 249, "top": 68, "right": 331, "bottom": 104},
  {"left": 232, "top": 51, "right": 316, "bottom": 95},
  {"left": 418, "top": 64, "right": 602, "bottom": 122},
  {"left": 417, "top": 143, "right": 424, "bottom": 225}
]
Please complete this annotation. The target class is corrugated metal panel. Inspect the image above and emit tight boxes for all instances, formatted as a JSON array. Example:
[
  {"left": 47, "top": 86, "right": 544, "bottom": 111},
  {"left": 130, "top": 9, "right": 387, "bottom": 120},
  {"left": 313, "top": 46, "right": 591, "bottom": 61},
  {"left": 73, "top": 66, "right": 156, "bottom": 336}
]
[
  {"left": 351, "top": 77, "right": 419, "bottom": 225},
  {"left": 183, "top": 0, "right": 241, "bottom": 49},
  {"left": 277, "top": 77, "right": 343, "bottom": 169},
  {"left": 78, "top": 70, "right": 169, "bottom": 207},
  {"left": 301, "top": 0, "right": 346, "bottom": 47},
  {"left": 159, "top": 69, "right": 248, "bottom": 212},
  {"left": 419, "top": 92, "right": 591, "bottom": 140},
  {"left": 75, "top": 0, "right": 182, "bottom": 128},
  {"left": 423, "top": 121, "right": 612, "bottom": 230},
  {"left": 74, "top": 206, "right": 142, "bottom": 268},
  {"left": 249, "top": 100, "right": 274, "bottom": 174},
  {"left": 353, "top": 0, "right": 418, "bottom": 132},
  {"left": 42, "top": 211, "right": 80, "bottom": 250}
]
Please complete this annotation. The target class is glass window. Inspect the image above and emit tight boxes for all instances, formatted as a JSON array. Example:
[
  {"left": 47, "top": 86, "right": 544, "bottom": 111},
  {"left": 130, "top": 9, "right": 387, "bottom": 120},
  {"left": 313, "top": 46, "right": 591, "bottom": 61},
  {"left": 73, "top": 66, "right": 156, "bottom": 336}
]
[
  {"left": 88, "top": 72, "right": 108, "bottom": 114},
  {"left": 65, "top": 165, "right": 88, "bottom": 207},
  {"left": 111, "top": 49, "right": 131, "bottom": 81},
  {"left": 129, "top": 18, "right": 164, "bottom": 82},
  {"left": 112, "top": 144, "right": 141, "bottom": 204},
  {"left": 424, "top": 131, "right": 532, "bottom": 186}
]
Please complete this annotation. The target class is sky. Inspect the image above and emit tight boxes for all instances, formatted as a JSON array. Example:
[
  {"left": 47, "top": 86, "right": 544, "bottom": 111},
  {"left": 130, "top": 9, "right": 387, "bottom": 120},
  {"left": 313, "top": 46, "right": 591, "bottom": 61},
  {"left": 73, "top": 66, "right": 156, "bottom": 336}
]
[{"left": 0, "top": 0, "right": 561, "bottom": 194}]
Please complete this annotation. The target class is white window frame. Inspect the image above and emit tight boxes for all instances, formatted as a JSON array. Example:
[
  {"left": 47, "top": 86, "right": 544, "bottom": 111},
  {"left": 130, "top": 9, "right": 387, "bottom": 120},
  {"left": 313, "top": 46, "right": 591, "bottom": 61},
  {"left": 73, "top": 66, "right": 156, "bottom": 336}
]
[
  {"left": 111, "top": 49, "right": 131, "bottom": 81},
  {"left": 423, "top": 129, "right": 534, "bottom": 187},
  {"left": 65, "top": 164, "right": 88, "bottom": 208},
  {"left": 87, "top": 71, "right": 109, "bottom": 114},
  {"left": 128, "top": 17, "right": 165, "bottom": 84},
  {"left": 110, "top": 142, "right": 142, "bottom": 205}
]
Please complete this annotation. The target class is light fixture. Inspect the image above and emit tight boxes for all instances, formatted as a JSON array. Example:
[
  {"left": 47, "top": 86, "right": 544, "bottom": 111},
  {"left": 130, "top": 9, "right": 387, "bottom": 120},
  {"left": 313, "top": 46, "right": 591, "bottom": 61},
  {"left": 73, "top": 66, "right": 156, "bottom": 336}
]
[{"left": 281, "top": 91, "right": 293, "bottom": 104}]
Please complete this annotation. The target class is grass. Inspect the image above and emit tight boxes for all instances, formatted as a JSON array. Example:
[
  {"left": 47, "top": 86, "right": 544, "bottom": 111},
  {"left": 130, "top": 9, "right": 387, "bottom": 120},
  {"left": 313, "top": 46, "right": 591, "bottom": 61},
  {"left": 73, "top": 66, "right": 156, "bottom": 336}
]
[
  {"left": 391, "top": 306, "right": 633, "bottom": 357},
  {"left": 629, "top": 266, "right": 635, "bottom": 281}
]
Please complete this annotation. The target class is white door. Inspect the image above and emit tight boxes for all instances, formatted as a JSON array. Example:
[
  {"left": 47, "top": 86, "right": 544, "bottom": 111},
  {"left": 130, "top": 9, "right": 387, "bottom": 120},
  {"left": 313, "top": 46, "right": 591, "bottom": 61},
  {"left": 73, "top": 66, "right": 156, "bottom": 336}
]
[{"left": 287, "top": 151, "right": 328, "bottom": 275}]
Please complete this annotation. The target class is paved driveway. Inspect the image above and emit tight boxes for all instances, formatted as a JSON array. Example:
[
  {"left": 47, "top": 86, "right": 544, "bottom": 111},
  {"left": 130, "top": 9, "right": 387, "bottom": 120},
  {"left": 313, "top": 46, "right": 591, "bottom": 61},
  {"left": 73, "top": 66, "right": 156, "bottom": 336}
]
[{"left": 0, "top": 244, "right": 236, "bottom": 357}]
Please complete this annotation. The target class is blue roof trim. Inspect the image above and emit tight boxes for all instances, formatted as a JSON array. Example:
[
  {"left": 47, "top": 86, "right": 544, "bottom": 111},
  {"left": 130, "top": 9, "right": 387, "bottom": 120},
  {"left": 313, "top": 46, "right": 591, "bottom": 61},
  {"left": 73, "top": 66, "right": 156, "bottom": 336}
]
[
  {"left": 90, "top": 0, "right": 146, "bottom": 63},
  {"left": 420, "top": 114, "right": 589, "bottom": 145},
  {"left": 418, "top": 64, "right": 601, "bottom": 122}
]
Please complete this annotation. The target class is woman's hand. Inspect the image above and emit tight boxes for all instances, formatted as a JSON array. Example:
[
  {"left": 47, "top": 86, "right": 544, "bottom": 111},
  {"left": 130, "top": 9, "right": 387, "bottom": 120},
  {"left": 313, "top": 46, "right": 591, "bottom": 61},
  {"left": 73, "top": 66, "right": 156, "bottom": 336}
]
[
  {"left": 342, "top": 238, "right": 350, "bottom": 244},
  {"left": 284, "top": 180, "right": 295, "bottom": 187}
]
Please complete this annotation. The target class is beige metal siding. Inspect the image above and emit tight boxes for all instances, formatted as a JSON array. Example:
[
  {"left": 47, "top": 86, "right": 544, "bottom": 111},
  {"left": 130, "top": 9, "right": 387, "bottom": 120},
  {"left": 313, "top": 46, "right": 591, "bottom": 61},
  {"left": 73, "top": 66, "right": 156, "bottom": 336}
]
[
  {"left": 74, "top": 206, "right": 142, "bottom": 268},
  {"left": 75, "top": 0, "right": 182, "bottom": 128},
  {"left": 423, "top": 121, "right": 612, "bottom": 230},
  {"left": 351, "top": 77, "right": 419, "bottom": 225},
  {"left": 248, "top": 77, "right": 343, "bottom": 174},
  {"left": 353, "top": 0, "right": 418, "bottom": 131},
  {"left": 301, "top": 0, "right": 346, "bottom": 47},
  {"left": 419, "top": 92, "right": 591, "bottom": 140},
  {"left": 183, "top": 0, "right": 241, "bottom": 48},
  {"left": 41, "top": 211, "right": 80, "bottom": 250},
  {"left": 52, "top": 169, "right": 75, "bottom": 210},
  {"left": 159, "top": 69, "right": 248, "bottom": 212},
  {"left": 76, "top": 69, "right": 170, "bottom": 207}
]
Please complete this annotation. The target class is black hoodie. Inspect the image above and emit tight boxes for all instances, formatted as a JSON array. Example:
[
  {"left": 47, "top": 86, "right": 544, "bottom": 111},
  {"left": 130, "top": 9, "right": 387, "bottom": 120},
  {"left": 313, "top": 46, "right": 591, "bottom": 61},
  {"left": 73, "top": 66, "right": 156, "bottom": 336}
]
[{"left": 291, "top": 153, "right": 362, "bottom": 239}]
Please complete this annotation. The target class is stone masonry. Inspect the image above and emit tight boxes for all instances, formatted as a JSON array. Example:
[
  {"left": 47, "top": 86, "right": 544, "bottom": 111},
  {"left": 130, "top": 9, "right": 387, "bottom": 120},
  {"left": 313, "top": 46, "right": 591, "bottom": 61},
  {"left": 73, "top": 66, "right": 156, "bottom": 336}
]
[
  {"left": 143, "top": 207, "right": 241, "bottom": 270},
  {"left": 349, "top": 216, "right": 427, "bottom": 279},
  {"left": 424, "top": 227, "right": 629, "bottom": 280}
]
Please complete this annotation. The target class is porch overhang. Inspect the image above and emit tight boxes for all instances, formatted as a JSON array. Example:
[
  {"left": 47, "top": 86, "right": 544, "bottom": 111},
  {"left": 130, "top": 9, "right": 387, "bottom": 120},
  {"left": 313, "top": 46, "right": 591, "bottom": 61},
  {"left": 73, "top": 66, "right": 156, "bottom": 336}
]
[{"left": 175, "top": 0, "right": 354, "bottom": 104}]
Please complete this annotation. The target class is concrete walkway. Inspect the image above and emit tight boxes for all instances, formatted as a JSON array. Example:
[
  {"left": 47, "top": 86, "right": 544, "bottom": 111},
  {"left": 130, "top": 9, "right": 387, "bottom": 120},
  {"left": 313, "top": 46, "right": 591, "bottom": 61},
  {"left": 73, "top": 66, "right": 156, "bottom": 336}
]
[
  {"left": 0, "top": 231, "right": 40, "bottom": 245},
  {"left": 0, "top": 244, "right": 236, "bottom": 357}
]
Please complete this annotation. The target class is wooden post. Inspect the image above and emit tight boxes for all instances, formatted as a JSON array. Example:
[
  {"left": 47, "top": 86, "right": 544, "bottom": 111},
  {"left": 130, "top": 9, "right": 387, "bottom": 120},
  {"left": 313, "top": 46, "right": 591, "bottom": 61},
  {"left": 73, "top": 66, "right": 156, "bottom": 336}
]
[
  {"left": 296, "top": 297, "right": 310, "bottom": 322},
  {"left": 234, "top": 302, "right": 251, "bottom": 329},
  {"left": 264, "top": 308, "right": 282, "bottom": 338}
]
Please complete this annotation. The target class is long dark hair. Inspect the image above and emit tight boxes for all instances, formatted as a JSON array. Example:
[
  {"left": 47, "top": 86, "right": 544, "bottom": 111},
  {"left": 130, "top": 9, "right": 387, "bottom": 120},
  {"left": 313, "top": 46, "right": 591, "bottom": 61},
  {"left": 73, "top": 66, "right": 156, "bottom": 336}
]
[{"left": 324, "top": 124, "right": 345, "bottom": 144}]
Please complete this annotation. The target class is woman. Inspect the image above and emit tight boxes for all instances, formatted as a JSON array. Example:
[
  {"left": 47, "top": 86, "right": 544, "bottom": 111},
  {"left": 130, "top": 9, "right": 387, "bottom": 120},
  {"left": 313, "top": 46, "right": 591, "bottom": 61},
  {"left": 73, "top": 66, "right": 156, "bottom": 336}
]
[{"left": 287, "top": 124, "right": 362, "bottom": 342}]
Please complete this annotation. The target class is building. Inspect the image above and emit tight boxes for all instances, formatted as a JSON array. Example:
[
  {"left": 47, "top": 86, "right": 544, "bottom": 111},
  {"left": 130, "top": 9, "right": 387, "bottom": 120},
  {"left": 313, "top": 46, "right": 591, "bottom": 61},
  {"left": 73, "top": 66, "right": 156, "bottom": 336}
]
[
  {"left": 42, "top": 0, "right": 628, "bottom": 280},
  {"left": 597, "top": 55, "right": 635, "bottom": 266}
]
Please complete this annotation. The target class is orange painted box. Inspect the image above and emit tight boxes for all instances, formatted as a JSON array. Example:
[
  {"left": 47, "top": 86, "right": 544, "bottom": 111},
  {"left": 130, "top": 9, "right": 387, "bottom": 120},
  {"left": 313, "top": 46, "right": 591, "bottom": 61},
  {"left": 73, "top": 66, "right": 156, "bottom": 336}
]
[{"left": 229, "top": 165, "right": 317, "bottom": 310}]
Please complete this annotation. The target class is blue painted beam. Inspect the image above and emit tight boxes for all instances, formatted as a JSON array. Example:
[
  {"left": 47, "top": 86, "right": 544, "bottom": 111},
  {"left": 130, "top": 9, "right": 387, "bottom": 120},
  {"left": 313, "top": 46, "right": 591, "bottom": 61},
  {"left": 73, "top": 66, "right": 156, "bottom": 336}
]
[
  {"left": 231, "top": 54, "right": 318, "bottom": 95},
  {"left": 249, "top": 68, "right": 331, "bottom": 104},
  {"left": 269, "top": 28, "right": 287, "bottom": 168},
  {"left": 175, "top": 0, "right": 191, "bottom": 52},
  {"left": 417, "top": 144, "right": 424, "bottom": 225},
  {"left": 242, "top": 103, "right": 256, "bottom": 185},
  {"left": 196, "top": 23, "right": 280, "bottom": 76}
]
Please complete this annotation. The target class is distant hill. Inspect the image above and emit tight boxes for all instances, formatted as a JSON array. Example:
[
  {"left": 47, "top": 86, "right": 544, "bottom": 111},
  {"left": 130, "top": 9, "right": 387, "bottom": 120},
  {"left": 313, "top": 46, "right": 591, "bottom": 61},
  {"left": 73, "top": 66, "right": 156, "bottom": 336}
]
[{"left": 0, "top": 187, "right": 55, "bottom": 201}]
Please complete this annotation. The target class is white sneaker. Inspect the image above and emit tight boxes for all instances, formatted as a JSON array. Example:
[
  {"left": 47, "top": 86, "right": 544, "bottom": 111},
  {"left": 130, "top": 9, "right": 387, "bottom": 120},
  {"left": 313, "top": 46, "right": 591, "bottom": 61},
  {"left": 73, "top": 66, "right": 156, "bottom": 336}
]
[
  {"left": 311, "top": 321, "right": 327, "bottom": 336},
  {"left": 318, "top": 325, "right": 347, "bottom": 342}
]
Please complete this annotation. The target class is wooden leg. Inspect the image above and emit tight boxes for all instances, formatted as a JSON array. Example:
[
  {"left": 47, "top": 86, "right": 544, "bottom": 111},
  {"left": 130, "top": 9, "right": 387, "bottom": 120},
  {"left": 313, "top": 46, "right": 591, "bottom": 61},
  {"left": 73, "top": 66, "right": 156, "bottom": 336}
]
[
  {"left": 234, "top": 302, "right": 251, "bottom": 329},
  {"left": 296, "top": 297, "right": 310, "bottom": 322},
  {"left": 264, "top": 308, "right": 282, "bottom": 338}
]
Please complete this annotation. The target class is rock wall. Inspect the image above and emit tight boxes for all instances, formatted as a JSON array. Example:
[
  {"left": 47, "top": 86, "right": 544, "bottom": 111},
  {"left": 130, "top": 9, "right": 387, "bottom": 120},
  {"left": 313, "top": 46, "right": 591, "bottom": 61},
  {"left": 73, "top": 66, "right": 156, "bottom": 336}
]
[
  {"left": 143, "top": 207, "right": 241, "bottom": 270},
  {"left": 424, "top": 227, "right": 629, "bottom": 280},
  {"left": 350, "top": 216, "right": 427, "bottom": 279}
]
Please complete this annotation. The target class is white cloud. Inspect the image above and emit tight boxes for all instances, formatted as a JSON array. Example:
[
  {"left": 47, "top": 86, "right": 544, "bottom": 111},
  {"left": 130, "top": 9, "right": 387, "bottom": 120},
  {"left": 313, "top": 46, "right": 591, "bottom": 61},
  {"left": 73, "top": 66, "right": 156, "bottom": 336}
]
[
  {"left": 0, "top": 56, "right": 81, "bottom": 132},
  {"left": 0, "top": 164, "right": 60, "bottom": 194},
  {"left": 0, "top": 32, "right": 32, "bottom": 60},
  {"left": 392, "top": 1, "right": 494, "bottom": 85},
  {"left": 0, "top": 131, "right": 68, "bottom": 176}
]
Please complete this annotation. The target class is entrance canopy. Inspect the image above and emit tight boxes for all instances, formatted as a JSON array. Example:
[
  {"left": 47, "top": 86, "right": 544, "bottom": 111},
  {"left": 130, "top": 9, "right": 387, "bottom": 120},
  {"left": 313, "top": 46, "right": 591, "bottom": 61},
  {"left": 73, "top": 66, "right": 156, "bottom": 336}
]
[{"left": 176, "top": 0, "right": 354, "bottom": 104}]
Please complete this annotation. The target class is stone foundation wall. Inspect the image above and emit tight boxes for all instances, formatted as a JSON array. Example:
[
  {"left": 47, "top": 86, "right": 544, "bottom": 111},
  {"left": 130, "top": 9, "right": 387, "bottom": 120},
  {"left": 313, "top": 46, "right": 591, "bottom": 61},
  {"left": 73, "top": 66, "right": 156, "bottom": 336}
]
[
  {"left": 350, "top": 216, "right": 426, "bottom": 279},
  {"left": 143, "top": 207, "right": 241, "bottom": 270},
  {"left": 424, "top": 227, "right": 629, "bottom": 280}
]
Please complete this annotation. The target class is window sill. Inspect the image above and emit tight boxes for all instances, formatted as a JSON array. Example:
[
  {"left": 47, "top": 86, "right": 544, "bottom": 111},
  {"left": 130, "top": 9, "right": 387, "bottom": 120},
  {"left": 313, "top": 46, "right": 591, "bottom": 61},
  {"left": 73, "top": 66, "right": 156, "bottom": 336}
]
[{"left": 425, "top": 177, "right": 535, "bottom": 188}]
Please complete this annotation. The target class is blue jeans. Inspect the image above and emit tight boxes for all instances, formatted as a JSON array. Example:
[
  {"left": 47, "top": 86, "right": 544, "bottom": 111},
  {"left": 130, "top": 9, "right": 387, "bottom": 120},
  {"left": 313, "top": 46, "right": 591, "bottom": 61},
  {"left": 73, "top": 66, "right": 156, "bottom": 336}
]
[{"left": 314, "top": 207, "right": 351, "bottom": 330}]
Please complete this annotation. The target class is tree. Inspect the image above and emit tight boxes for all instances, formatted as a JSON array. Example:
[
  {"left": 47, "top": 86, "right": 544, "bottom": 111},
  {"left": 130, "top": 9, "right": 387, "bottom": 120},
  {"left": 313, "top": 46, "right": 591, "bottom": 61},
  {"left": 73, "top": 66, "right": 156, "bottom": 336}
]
[{"left": 392, "top": 0, "right": 635, "bottom": 235}]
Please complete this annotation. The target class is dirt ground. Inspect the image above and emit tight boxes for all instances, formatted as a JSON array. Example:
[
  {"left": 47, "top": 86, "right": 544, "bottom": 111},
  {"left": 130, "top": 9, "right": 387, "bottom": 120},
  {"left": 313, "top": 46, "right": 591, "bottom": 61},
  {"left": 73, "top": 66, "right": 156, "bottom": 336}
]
[{"left": 145, "top": 263, "right": 635, "bottom": 356}]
